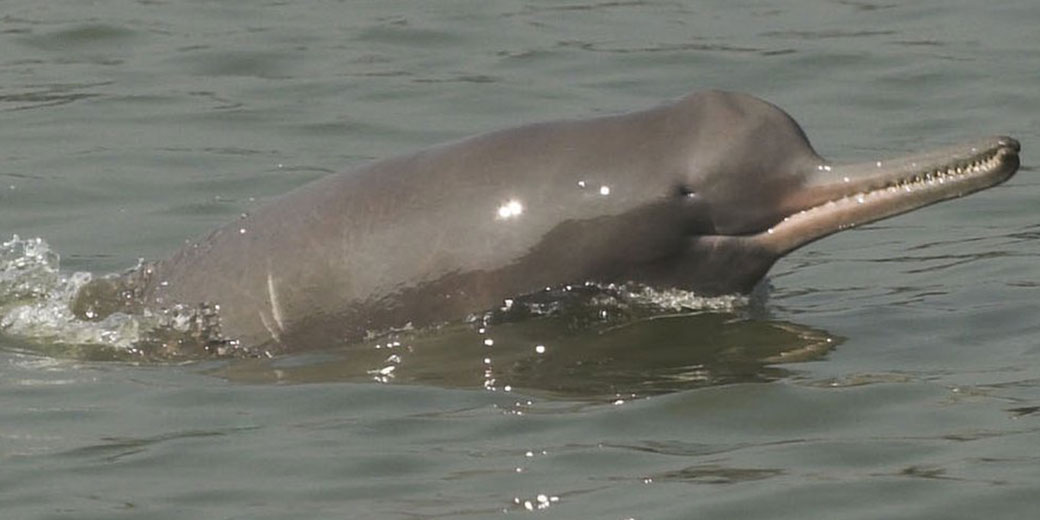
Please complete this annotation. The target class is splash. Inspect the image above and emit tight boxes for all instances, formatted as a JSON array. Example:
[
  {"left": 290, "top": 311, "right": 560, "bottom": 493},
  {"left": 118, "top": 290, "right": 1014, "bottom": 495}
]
[
  {"left": 0, "top": 236, "right": 242, "bottom": 360},
  {"left": 1, "top": 236, "right": 131, "bottom": 356},
  {"left": 479, "top": 281, "right": 747, "bottom": 328},
  {"left": 613, "top": 283, "right": 747, "bottom": 313}
]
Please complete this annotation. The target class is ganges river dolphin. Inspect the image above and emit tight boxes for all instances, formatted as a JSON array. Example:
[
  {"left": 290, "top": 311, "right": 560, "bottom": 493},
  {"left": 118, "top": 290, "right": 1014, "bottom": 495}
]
[{"left": 72, "top": 90, "right": 1021, "bottom": 354}]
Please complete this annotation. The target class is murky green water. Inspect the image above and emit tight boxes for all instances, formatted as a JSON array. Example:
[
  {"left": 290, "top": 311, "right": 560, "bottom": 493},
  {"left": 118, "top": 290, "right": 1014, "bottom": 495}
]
[{"left": 2, "top": 1, "right": 1038, "bottom": 518}]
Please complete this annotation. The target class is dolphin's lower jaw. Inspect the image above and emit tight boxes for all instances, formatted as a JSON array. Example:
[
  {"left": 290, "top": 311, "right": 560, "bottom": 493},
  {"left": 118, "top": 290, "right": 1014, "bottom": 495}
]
[{"left": 758, "top": 136, "right": 1021, "bottom": 254}]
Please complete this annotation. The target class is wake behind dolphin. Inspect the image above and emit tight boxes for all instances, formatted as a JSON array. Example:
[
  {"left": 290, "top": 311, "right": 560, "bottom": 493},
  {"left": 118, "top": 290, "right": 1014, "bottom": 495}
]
[{"left": 59, "top": 90, "right": 1020, "bottom": 356}]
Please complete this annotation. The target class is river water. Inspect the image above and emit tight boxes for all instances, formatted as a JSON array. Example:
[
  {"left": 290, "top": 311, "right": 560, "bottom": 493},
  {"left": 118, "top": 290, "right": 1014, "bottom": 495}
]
[{"left": 1, "top": 1, "right": 1038, "bottom": 519}]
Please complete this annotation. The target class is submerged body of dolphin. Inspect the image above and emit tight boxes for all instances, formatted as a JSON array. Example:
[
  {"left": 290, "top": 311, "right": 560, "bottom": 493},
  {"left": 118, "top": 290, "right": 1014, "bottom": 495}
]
[{"left": 73, "top": 90, "right": 1021, "bottom": 353}]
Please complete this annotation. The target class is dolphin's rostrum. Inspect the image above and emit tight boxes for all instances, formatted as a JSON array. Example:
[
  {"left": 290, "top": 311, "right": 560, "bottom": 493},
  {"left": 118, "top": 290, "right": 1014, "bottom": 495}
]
[{"left": 72, "top": 90, "right": 1022, "bottom": 353}]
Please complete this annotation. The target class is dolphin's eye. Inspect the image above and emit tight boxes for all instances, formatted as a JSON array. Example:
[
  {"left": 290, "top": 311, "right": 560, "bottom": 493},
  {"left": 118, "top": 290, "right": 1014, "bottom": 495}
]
[{"left": 674, "top": 184, "right": 697, "bottom": 198}]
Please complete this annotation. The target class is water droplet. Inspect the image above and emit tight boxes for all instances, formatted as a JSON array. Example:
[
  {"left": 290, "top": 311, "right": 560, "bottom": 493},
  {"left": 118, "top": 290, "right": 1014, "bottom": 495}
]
[{"left": 496, "top": 199, "right": 524, "bottom": 219}]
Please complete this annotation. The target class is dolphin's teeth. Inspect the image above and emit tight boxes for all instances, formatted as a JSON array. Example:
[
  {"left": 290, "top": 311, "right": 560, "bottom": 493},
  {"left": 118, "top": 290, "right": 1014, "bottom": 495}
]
[{"left": 808, "top": 146, "right": 1009, "bottom": 227}]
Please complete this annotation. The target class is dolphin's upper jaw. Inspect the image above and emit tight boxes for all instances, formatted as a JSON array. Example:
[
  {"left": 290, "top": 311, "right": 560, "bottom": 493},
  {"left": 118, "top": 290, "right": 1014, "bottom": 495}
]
[{"left": 754, "top": 136, "right": 1021, "bottom": 254}]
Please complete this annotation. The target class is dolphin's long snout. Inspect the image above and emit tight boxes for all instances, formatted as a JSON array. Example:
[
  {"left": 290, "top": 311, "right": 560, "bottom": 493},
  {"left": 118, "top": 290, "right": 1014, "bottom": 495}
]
[
  {"left": 998, "top": 136, "right": 1021, "bottom": 152},
  {"left": 759, "top": 135, "right": 1022, "bottom": 254}
]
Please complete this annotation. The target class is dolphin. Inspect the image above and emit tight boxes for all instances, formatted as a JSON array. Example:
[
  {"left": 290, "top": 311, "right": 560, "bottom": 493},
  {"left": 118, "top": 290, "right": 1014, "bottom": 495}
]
[{"left": 72, "top": 90, "right": 1021, "bottom": 354}]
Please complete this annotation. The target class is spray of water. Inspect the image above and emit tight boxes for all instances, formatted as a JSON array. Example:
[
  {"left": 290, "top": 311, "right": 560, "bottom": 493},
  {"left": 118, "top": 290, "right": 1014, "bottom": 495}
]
[{"left": 0, "top": 236, "right": 242, "bottom": 360}]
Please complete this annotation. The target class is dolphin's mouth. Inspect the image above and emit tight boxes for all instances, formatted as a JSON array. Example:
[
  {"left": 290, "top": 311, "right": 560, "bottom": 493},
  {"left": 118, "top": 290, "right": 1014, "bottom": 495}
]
[{"left": 758, "top": 136, "right": 1021, "bottom": 253}]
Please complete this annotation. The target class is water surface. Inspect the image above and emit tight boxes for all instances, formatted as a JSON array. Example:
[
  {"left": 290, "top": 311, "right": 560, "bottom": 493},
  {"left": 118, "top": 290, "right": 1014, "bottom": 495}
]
[{"left": 2, "top": 1, "right": 1039, "bottom": 518}]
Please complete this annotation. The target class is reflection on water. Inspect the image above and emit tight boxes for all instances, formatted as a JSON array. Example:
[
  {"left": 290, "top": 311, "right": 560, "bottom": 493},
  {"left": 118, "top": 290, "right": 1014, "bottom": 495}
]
[{"left": 213, "top": 311, "right": 840, "bottom": 400}]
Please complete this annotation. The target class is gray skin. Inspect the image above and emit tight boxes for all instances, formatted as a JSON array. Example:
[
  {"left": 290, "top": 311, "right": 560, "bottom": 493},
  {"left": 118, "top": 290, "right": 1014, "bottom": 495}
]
[{"left": 73, "top": 90, "right": 1021, "bottom": 353}]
